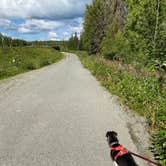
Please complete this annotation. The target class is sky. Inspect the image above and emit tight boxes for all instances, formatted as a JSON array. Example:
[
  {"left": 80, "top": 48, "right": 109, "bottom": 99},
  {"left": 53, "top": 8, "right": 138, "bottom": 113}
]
[{"left": 0, "top": 0, "right": 92, "bottom": 41}]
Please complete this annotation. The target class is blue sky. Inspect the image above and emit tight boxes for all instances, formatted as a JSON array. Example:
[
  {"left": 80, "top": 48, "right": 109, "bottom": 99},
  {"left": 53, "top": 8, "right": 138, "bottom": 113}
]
[{"left": 0, "top": 0, "right": 92, "bottom": 41}]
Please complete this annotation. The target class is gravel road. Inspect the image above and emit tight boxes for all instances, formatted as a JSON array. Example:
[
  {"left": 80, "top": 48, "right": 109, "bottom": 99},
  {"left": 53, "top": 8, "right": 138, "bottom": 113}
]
[{"left": 0, "top": 53, "right": 152, "bottom": 166}]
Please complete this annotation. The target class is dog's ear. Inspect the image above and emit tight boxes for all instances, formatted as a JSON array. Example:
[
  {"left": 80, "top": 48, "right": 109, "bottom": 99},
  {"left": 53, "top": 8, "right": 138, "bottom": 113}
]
[
  {"left": 106, "top": 131, "right": 111, "bottom": 137},
  {"left": 106, "top": 131, "right": 109, "bottom": 137}
]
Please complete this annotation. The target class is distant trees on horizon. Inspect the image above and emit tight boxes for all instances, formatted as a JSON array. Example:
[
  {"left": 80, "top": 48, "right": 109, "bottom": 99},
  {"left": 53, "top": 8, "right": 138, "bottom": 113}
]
[{"left": 0, "top": 33, "right": 29, "bottom": 48}]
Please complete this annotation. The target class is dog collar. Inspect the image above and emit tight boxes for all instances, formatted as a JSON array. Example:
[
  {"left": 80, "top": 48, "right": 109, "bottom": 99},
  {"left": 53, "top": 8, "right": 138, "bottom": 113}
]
[{"left": 110, "top": 141, "right": 119, "bottom": 147}]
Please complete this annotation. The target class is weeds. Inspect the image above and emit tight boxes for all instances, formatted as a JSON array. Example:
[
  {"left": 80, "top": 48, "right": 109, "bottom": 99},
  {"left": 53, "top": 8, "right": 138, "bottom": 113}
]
[{"left": 0, "top": 47, "right": 62, "bottom": 80}]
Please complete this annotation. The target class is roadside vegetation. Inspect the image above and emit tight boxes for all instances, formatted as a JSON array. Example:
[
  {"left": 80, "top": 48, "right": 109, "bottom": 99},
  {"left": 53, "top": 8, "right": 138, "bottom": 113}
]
[
  {"left": 0, "top": 47, "right": 62, "bottom": 80},
  {"left": 75, "top": 51, "right": 166, "bottom": 165},
  {"left": 68, "top": 0, "right": 166, "bottom": 165}
]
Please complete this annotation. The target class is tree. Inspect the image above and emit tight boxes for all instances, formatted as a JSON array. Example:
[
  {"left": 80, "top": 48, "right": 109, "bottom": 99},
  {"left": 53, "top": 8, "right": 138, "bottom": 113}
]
[
  {"left": 82, "top": 0, "right": 166, "bottom": 63},
  {"left": 68, "top": 32, "right": 79, "bottom": 50},
  {"left": 12, "top": 39, "right": 28, "bottom": 47},
  {"left": 0, "top": 33, "right": 5, "bottom": 48},
  {"left": 81, "top": 0, "right": 105, "bottom": 54},
  {"left": 125, "top": 0, "right": 166, "bottom": 62},
  {"left": 0, "top": 33, "right": 28, "bottom": 48},
  {"left": 81, "top": 0, "right": 126, "bottom": 54},
  {"left": 101, "top": 0, "right": 127, "bottom": 59},
  {"left": 154, "top": 0, "right": 166, "bottom": 62},
  {"left": 4, "top": 36, "right": 12, "bottom": 47}
]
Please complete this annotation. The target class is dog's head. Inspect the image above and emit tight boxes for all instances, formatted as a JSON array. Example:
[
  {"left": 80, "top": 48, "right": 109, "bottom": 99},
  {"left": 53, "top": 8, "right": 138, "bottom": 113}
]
[{"left": 106, "top": 131, "right": 119, "bottom": 147}]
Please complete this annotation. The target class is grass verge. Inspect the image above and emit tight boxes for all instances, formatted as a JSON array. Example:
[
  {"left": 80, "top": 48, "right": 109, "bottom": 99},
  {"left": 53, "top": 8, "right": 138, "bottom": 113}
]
[
  {"left": 74, "top": 51, "right": 166, "bottom": 165},
  {"left": 0, "top": 47, "right": 63, "bottom": 80}
]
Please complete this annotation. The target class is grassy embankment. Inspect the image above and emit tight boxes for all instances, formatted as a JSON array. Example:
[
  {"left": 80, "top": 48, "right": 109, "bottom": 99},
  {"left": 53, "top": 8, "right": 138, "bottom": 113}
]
[
  {"left": 74, "top": 51, "right": 166, "bottom": 165},
  {"left": 0, "top": 47, "right": 63, "bottom": 80}
]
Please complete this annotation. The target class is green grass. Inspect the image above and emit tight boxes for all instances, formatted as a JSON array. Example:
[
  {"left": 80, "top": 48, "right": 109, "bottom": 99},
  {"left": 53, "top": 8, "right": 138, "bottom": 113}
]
[
  {"left": 0, "top": 47, "right": 63, "bottom": 80},
  {"left": 74, "top": 51, "right": 166, "bottom": 165}
]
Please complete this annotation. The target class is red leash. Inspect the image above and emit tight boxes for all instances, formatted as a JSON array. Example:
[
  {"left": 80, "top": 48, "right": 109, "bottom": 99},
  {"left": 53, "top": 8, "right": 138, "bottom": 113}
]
[{"left": 128, "top": 151, "right": 162, "bottom": 166}]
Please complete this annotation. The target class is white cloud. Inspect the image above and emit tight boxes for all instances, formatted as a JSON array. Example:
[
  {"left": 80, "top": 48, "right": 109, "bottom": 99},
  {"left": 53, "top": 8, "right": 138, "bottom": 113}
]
[
  {"left": 63, "top": 32, "right": 69, "bottom": 36},
  {"left": 62, "top": 32, "right": 70, "bottom": 40},
  {"left": 24, "top": 19, "right": 63, "bottom": 30},
  {"left": 18, "top": 19, "right": 64, "bottom": 34},
  {"left": 0, "top": 1, "right": 91, "bottom": 41},
  {"left": 70, "top": 25, "right": 83, "bottom": 35},
  {"left": 0, "top": 0, "right": 91, "bottom": 20},
  {"left": 0, "top": 18, "right": 17, "bottom": 30},
  {"left": 0, "top": 19, "right": 11, "bottom": 27},
  {"left": 1, "top": 32, "right": 8, "bottom": 36},
  {"left": 69, "top": 17, "right": 83, "bottom": 36},
  {"left": 48, "top": 31, "right": 59, "bottom": 41},
  {"left": 18, "top": 27, "right": 34, "bottom": 34}
]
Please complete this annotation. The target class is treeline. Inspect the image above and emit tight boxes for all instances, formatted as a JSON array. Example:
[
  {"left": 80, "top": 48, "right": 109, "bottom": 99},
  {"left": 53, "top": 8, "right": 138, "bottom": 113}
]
[
  {"left": 67, "top": 32, "right": 80, "bottom": 50},
  {"left": 0, "top": 33, "right": 68, "bottom": 49},
  {"left": 0, "top": 33, "right": 30, "bottom": 47},
  {"left": 81, "top": 0, "right": 166, "bottom": 66},
  {"left": 29, "top": 40, "right": 68, "bottom": 49}
]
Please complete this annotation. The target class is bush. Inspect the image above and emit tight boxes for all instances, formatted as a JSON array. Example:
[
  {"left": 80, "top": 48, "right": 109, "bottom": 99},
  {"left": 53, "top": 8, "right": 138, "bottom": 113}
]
[{"left": 101, "top": 31, "right": 131, "bottom": 63}]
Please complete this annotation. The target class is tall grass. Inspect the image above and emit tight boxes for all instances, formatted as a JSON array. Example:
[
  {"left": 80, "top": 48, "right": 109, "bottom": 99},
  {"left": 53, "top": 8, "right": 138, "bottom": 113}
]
[
  {"left": 0, "top": 47, "right": 63, "bottom": 80},
  {"left": 75, "top": 51, "right": 166, "bottom": 165}
]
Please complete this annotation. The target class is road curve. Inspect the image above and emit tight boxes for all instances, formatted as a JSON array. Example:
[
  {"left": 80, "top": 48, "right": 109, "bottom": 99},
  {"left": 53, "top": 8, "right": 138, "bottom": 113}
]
[{"left": 0, "top": 53, "right": 150, "bottom": 166}]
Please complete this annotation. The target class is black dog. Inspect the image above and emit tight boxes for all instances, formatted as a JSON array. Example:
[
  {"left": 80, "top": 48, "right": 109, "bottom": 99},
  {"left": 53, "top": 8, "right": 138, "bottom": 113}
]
[{"left": 106, "top": 131, "right": 138, "bottom": 166}]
